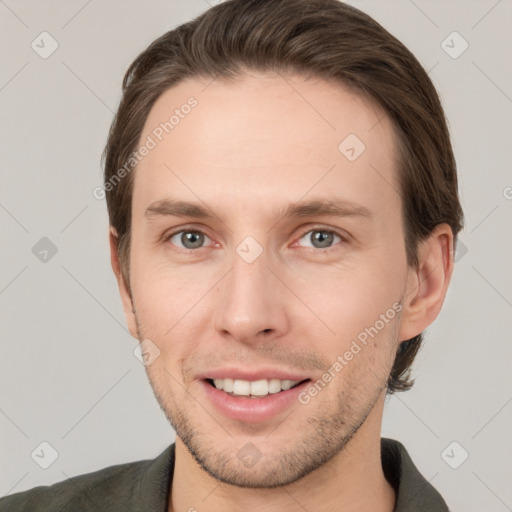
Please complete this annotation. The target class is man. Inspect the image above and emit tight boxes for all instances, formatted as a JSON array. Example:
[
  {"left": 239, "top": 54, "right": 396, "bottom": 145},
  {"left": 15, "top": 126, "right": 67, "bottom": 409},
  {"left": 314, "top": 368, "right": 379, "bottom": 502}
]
[{"left": 0, "top": 0, "right": 463, "bottom": 510}]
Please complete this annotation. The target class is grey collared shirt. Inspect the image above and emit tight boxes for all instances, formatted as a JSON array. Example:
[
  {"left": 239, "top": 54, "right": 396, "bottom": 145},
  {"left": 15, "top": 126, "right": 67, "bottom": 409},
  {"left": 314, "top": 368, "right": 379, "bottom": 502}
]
[{"left": 0, "top": 438, "right": 449, "bottom": 511}]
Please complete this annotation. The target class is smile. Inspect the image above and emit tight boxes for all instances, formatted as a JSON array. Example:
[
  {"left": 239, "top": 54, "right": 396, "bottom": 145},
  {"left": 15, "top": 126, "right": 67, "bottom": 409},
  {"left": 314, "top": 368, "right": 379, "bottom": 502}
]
[
  {"left": 208, "top": 378, "right": 306, "bottom": 397},
  {"left": 201, "top": 377, "right": 312, "bottom": 422}
]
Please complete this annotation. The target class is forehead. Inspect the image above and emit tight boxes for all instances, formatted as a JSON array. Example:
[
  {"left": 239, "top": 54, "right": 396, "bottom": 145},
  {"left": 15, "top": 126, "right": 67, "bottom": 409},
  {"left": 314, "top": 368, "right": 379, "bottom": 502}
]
[{"left": 132, "top": 72, "right": 399, "bottom": 221}]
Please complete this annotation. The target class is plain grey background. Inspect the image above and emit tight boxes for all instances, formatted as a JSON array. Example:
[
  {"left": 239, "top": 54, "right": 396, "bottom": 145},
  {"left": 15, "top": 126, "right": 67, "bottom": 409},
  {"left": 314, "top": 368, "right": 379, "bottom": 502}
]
[{"left": 1, "top": 0, "right": 511, "bottom": 510}]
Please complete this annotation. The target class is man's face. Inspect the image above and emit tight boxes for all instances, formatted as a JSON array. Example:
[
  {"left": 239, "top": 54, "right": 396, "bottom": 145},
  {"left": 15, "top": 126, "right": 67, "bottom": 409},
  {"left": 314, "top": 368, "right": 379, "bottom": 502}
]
[{"left": 122, "top": 72, "right": 413, "bottom": 487}]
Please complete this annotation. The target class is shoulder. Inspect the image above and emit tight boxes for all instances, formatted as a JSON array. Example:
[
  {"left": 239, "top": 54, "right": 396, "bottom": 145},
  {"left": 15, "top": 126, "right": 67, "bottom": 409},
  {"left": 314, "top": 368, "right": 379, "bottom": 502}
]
[
  {"left": 381, "top": 437, "right": 449, "bottom": 511},
  {"left": 0, "top": 445, "right": 174, "bottom": 512},
  {"left": 0, "top": 459, "right": 150, "bottom": 512}
]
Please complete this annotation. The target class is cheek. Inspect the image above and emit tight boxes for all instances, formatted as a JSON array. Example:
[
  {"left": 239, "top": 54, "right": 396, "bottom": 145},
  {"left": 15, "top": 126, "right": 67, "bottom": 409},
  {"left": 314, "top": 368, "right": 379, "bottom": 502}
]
[
  {"left": 289, "top": 259, "right": 404, "bottom": 390},
  {"left": 132, "top": 244, "right": 191, "bottom": 307},
  {"left": 130, "top": 252, "right": 216, "bottom": 353},
  {"left": 290, "top": 259, "right": 404, "bottom": 344}
]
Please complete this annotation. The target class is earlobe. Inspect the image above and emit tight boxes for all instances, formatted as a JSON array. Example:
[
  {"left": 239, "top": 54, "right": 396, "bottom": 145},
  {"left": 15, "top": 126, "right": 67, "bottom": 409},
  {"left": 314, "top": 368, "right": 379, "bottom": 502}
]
[
  {"left": 398, "top": 224, "right": 455, "bottom": 342},
  {"left": 109, "top": 227, "right": 139, "bottom": 340}
]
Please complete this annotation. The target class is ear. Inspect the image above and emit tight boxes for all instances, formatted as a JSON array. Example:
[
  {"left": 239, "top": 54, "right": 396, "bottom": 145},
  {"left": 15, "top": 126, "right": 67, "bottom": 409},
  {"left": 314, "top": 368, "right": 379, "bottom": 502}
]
[
  {"left": 109, "top": 227, "right": 139, "bottom": 340},
  {"left": 398, "top": 223, "right": 455, "bottom": 342}
]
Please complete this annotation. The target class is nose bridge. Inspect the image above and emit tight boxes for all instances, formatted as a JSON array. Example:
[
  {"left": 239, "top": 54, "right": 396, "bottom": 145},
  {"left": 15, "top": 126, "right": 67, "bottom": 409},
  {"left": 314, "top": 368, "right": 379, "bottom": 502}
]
[{"left": 213, "top": 240, "right": 288, "bottom": 342}]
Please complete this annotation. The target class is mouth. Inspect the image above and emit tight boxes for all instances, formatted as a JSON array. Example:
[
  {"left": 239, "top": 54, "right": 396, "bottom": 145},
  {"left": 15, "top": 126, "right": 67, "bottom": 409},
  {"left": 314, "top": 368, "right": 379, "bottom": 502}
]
[
  {"left": 205, "top": 377, "right": 310, "bottom": 398},
  {"left": 200, "top": 375, "right": 312, "bottom": 422}
]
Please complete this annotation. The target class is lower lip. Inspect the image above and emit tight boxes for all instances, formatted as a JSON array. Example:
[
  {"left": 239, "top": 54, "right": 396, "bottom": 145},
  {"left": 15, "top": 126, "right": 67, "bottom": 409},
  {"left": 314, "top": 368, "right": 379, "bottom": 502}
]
[{"left": 200, "top": 380, "right": 310, "bottom": 423}]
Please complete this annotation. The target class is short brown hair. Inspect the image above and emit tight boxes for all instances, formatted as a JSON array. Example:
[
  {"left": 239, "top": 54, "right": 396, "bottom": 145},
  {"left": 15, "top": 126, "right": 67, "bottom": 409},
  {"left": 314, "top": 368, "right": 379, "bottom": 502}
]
[{"left": 102, "top": 0, "right": 464, "bottom": 393}]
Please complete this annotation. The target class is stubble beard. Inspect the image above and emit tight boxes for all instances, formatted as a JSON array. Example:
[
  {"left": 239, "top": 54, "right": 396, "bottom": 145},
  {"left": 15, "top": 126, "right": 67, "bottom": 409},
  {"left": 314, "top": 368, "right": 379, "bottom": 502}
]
[
  {"left": 135, "top": 310, "right": 398, "bottom": 489},
  {"left": 146, "top": 364, "right": 388, "bottom": 488}
]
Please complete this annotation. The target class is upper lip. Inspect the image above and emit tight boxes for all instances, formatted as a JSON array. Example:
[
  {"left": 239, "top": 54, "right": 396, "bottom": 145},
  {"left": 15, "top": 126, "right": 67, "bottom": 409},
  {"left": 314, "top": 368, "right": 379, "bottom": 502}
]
[{"left": 197, "top": 368, "right": 311, "bottom": 382}]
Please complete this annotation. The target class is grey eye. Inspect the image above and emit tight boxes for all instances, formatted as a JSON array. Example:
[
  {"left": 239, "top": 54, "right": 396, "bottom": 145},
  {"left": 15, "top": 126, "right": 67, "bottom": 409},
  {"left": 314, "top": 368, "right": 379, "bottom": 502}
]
[
  {"left": 298, "top": 230, "right": 341, "bottom": 249},
  {"left": 170, "top": 231, "right": 210, "bottom": 249}
]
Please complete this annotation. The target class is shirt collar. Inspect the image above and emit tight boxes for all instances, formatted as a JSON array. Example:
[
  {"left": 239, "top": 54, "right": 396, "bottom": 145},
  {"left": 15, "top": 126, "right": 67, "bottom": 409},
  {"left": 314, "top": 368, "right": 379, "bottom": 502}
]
[
  {"left": 381, "top": 438, "right": 449, "bottom": 511},
  {"left": 140, "top": 438, "right": 448, "bottom": 511}
]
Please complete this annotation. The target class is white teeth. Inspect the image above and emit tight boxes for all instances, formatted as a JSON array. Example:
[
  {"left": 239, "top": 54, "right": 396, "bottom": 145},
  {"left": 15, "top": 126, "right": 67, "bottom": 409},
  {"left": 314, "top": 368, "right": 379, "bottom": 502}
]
[
  {"left": 250, "top": 379, "right": 269, "bottom": 396},
  {"left": 211, "top": 378, "right": 301, "bottom": 396},
  {"left": 233, "top": 379, "right": 250, "bottom": 395},
  {"left": 280, "top": 379, "right": 294, "bottom": 391},
  {"left": 223, "top": 378, "right": 234, "bottom": 392},
  {"left": 268, "top": 379, "right": 282, "bottom": 394}
]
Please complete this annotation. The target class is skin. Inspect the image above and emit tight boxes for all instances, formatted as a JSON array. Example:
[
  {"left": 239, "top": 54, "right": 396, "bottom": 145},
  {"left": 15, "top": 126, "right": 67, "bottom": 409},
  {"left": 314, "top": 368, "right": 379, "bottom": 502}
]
[{"left": 110, "top": 71, "right": 454, "bottom": 512}]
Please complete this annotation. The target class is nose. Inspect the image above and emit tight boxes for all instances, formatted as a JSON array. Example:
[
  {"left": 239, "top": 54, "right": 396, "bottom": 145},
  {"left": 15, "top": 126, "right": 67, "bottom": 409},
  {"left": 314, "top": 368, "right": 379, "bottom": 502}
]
[{"left": 212, "top": 247, "right": 290, "bottom": 346}]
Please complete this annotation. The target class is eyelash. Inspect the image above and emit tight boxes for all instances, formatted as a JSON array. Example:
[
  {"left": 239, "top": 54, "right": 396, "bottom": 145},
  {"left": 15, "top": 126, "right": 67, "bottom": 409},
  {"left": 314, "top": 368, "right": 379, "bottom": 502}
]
[
  {"left": 292, "top": 227, "right": 346, "bottom": 254},
  {"left": 164, "top": 226, "right": 347, "bottom": 253}
]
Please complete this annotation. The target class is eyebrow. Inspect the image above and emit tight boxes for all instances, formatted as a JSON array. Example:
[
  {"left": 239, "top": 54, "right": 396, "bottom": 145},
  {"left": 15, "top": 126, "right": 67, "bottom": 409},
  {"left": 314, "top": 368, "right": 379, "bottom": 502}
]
[
  {"left": 145, "top": 200, "right": 216, "bottom": 220},
  {"left": 145, "top": 198, "right": 373, "bottom": 222}
]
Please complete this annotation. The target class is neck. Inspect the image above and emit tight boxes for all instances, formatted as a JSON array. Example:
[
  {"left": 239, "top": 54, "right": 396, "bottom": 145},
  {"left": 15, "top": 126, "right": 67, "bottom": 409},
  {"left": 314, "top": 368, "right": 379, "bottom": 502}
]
[{"left": 169, "top": 394, "right": 395, "bottom": 512}]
